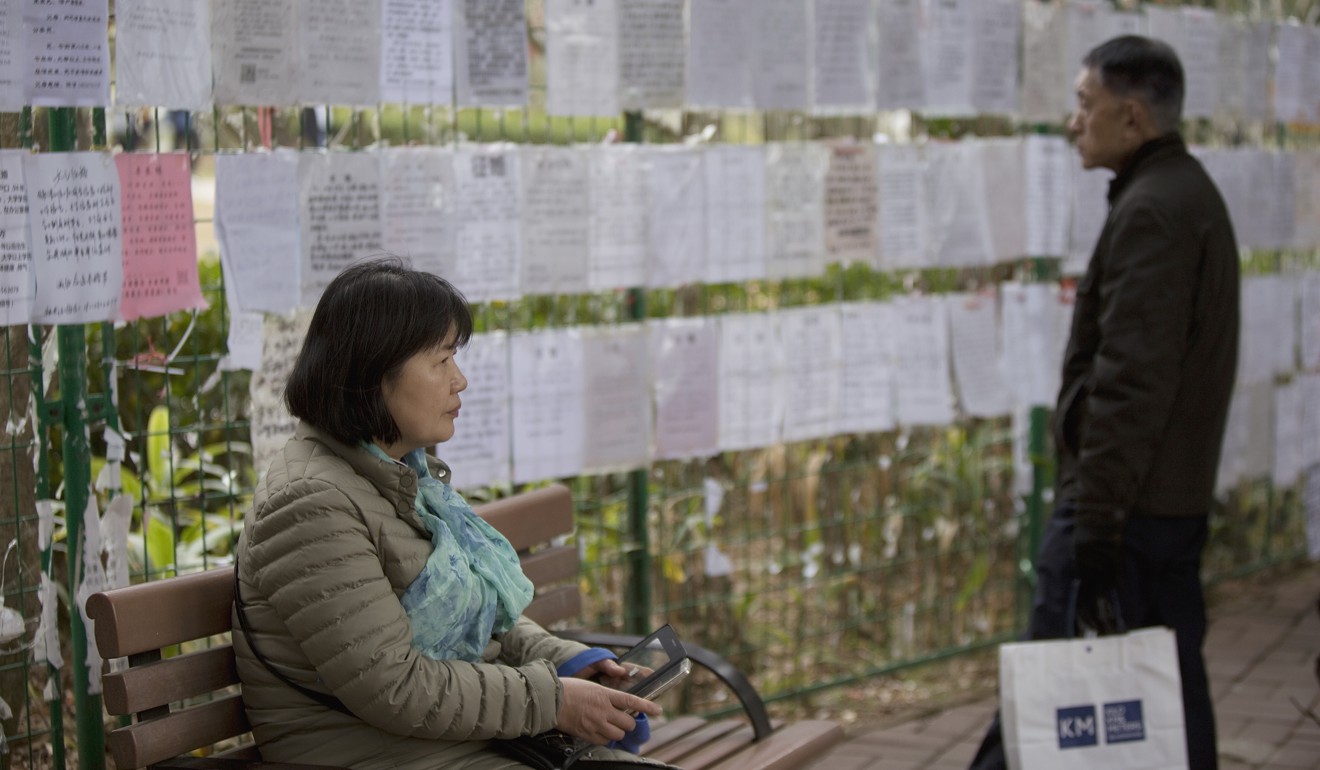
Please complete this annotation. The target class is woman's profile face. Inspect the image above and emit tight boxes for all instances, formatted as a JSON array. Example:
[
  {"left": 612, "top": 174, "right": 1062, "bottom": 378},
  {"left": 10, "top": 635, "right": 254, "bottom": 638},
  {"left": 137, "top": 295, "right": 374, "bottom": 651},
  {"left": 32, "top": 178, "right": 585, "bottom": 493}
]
[{"left": 379, "top": 327, "right": 467, "bottom": 457}]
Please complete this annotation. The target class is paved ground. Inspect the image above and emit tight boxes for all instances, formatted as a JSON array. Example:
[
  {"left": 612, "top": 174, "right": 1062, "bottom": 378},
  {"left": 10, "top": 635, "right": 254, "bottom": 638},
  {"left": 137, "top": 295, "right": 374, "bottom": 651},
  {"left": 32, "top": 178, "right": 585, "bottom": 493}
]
[{"left": 806, "top": 562, "right": 1320, "bottom": 769}]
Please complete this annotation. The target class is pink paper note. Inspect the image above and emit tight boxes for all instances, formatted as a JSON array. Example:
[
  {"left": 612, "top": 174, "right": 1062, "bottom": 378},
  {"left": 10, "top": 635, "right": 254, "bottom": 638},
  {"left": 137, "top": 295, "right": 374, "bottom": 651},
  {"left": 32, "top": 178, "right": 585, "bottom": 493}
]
[{"left": 115, "top": 153, "right": 207, "bottom": 320}]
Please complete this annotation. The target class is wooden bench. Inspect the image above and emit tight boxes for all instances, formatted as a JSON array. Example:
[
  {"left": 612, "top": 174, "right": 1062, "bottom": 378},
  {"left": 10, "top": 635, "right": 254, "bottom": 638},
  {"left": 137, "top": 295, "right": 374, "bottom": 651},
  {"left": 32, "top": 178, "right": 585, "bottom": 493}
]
[{"left": 87, "top": 483, "right": 843, "bottom": 770}]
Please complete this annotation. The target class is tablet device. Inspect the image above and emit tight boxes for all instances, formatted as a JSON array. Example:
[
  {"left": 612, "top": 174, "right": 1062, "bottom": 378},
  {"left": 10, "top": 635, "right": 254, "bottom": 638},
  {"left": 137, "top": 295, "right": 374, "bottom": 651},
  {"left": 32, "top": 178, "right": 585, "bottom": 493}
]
[{"left": 603, "top": 624, "right": 692, "bottom": 702}]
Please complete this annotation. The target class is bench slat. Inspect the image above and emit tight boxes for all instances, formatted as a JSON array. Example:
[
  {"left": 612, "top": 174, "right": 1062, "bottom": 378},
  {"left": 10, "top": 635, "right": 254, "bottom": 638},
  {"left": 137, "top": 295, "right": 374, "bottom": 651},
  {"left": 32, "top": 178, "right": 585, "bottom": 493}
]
[
  {"left": 475, "top": 485, "right": 573, "bottom": 551},
  {"left": 711, "top": 721, "right": 846, "bottom": 770},
  {"left": 103, "top": 644, "right": 239, "bottom": 715},
  {"left": 673, "top": 724, "right": 755, "bottom": 770},
  {"left": 644, "top": 719, "right": 745, "bottom": 766},
  {"left": 642, "top": 715, "right": 710, "bottom": 754},
  {"left": 87, "top": 568, "right": 234, "bottom": 659},
  {"left": 522, "top": 584, "right": 582, "bottom": 627},
  {"left": 518, "top": 545, "right": 579, "bottom": 590},
  {"left": 106, "top": 693, "right": 250, "bottom": 769}
]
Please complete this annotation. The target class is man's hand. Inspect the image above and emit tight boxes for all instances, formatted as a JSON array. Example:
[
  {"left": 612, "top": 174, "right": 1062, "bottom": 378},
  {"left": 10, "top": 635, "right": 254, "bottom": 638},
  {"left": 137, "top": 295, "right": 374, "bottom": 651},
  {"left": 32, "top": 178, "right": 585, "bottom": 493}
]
[
  {"left": 556, "top": 677, "right": 662, "bottom": 745},
  {"left": 1073, "top": 504, "right": 1124, "bottom": 592}
]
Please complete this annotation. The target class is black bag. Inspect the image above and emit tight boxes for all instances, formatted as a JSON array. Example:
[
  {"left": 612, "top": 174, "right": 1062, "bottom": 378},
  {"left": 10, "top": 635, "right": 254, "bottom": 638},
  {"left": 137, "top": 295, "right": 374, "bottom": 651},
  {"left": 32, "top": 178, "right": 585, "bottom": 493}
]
[{"left": 491, "top": 732, "right": 678, "bottom": 769}]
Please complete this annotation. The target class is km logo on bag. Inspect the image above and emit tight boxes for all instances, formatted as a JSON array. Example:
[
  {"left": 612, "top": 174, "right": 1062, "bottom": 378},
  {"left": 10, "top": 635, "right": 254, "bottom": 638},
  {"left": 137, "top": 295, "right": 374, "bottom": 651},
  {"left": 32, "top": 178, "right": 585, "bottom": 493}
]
[{"left": 1057, "top": 699, "right": 1146, "bottom": 749}]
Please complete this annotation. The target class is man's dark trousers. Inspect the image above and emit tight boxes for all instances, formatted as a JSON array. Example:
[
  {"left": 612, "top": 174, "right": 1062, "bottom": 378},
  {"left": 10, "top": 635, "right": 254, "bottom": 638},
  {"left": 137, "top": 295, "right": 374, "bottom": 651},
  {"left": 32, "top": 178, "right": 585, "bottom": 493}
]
[{"left": 968, "top": 502, "right": 1217, "bottom": 770}]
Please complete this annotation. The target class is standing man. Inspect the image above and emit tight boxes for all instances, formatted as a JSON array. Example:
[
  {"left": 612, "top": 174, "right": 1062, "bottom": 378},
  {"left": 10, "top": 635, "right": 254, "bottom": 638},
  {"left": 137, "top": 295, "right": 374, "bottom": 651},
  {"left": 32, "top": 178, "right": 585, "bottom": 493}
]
[{"left": 969, "top": 36, "right": 1239, "bottom": 770}]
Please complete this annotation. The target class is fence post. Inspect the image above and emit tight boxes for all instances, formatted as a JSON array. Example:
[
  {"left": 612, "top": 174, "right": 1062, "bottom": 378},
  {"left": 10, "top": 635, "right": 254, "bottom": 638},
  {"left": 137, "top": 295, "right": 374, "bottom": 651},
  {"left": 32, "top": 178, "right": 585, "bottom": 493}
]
[
  {"left": 47, "top": 106, "right": 106, "bottom": 770},
  {"left": 622, "top": 110, "right": 652, "bottom": 636},
  {"left": 1018, "top": 406, "right": 1050, "bottom": 627}
]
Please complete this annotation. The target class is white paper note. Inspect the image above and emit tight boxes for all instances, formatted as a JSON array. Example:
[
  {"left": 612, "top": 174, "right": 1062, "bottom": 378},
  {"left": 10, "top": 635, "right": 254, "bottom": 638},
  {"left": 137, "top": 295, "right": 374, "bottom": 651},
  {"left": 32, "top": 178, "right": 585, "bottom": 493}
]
[
  {"left": 925, "top": 141, "right": 993, "bottom": 268},
  {"left": 1019, "top": 0, "right": 1066, "bottom": 124},
  {"left": 972, "top": 0, "right": 1020, "bottom": 115},
  {"left": 1173, "top": 8, "right": 1218, "bottom": 121},
  {"left": 1215, "top": 387, "right": 1249, "bottom": 496},
  {"left": 211, "top": 0, "right": 298, "bottom": 107},
  {"left": 619, "top": 0, "right": 685, "bottom": 110},
  {"left": 26, "top": 152, "right": 122, "bottom": 323},
  {"left": 114, "top": 0, "right": 212, "bottom": 110},
  {"left": 765, "top": 143, "right": 828, "bottom": 279},
  {"left": 651, "top": 318, "right": 720, "bottom": 460},
  {"left": 520, "top": 146, "right": 590, "bottom": 296},
  {"left": 588, "top": 146, "right": 648, "bottom": 290},
  {"left": 511, "top": 328, "right": 586, "bottom": 483},
  {"left": 218, "top": 305, "right": 263, "bottom": 372},
  {"left": 922, "top": 0, "right": 975, "bottom": 116},
  {"left": 381, "top": 0, "right": 455, "bottom": 105},
  {"left": 1000, "top": 281, "right": 1066, "bottom": 408},
  {"left": 838, "top": 301, "right": 895, "bottom": 434},
  {"left": 1273, "top": 379, "right": 1303, "bottom": 489},
  {"left": 297, "top": 0, "right": 380, "bottom": 106},
  {"left": 454, "top": 0, "right": 528, "bottom": 107},
  {"left": 1241, "top": 21, "right": 1272, "bottom": 123},
  {"left": 1238, "top": 275, "right": 1275, "bottom": 387},
  {"left": 1065, "top": 165, "right": 1112, "bottom": 276},
  {"left": 875, "top": 143, "right": 928, "bottom": 270},
  {"left": 298, "top": 152, "right": 382, "bottom": 308},
  {"left": 1268, "top": 152, "right": 1298, "bottom": 252},
  {"left": 0, "top": 2, "right": 23, "bottom": 111},
  {"left": 0, "top": 151, "right": 33, "bottom": 325},
  {"left": 453, "top": 146, "right": 521, "bottom": 302},
  {"left": 686, "top": 0, "right": 752, "bottom": 109},
  {"left": 825, "top": 143, "right": 878, "bottom": 265},
  {"left": 779, "top": 305, "right": 843, "bottom": 442},
  {"left": 1293, "top": 152, "right": 1320, "bottom": 251},
  {"left": 718, "top": 313, "right": 783, "bottom": 451},
  {"left": 890, "top": 294, "right": 954, "bottom": 427},
  {"left": 1273, "top": 23, "right": 1317, "bottom": 125},
  {"left": 1241, "top": 382, "right": 1274, "bottom": 482},
  {"left": 947, "top": 292, "right": 1011, "bottom": 418},
  {"left": 751, "top": 0, "right": 810, "bottom": 111},
  {"left": 380, "top": 147, "right": 457, "bottom": 278},
  {"left": 704, "top": 145, "right": 766, "bottom": 284},
  {"left": 1301, "top": 271, "right": 1320, "bottom": 372},
  {"left": 812, "top": 0, "right": 875, "bottom": 112},
  {"left": 545, "top": 0, "right": 620, "bottom": 116},
  {"left": 1024, "top": 135, "right": 1073, "bottom": 258},
  {"left": 249, "top": 310, "right": 312, "bottom": 479},
  {"left": 23, "top": 0, "right": 111, "bottom": 107},
  {"left": 582, "top": 324, "right": 651, "bottom": 473},
  {"left": 214, "top": 151, "right": 300, "bottom": 313},
  {"left": 441, "top": 331, "right": 512, "bottom": 489},
  {"left": 978, "top": 137, "right": 1026, "bottom": 263},
  {"left": 647, "top": 148, "right": 706, "bottom": 288},
  {"left": 1300, "top": 373, "right": 1320, "bottom": 470},
  {"left": 875, "top": 0, "right": 925, "bottom": 111}
]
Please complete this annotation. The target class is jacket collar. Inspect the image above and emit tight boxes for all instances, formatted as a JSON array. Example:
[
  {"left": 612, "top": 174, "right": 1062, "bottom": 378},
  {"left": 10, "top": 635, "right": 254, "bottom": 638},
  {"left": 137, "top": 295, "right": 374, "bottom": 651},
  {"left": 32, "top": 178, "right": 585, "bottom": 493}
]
[{"left": 1107, "top": 133, "right": 1186, "bottom": 205}]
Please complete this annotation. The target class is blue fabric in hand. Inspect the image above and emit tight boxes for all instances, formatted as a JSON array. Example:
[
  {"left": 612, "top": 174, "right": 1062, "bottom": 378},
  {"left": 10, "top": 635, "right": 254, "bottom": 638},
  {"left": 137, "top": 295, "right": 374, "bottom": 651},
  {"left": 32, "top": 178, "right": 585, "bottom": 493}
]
[{"left": 556, "top": 648, "right": 651, "bottom": 754}]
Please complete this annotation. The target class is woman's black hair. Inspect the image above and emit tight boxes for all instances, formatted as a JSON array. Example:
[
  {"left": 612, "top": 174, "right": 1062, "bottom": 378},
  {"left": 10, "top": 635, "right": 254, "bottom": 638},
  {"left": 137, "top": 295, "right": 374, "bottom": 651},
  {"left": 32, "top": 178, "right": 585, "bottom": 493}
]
[{"left": 284, "top": 257, "right": 473, "bottom": 446}]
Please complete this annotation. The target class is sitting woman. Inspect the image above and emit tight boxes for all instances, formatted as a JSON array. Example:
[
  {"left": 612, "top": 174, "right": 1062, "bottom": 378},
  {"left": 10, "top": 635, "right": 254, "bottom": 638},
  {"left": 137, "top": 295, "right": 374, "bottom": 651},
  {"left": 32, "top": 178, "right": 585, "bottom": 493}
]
[{"left": 233, "top": 258, "right": 667, "bottom": 769}]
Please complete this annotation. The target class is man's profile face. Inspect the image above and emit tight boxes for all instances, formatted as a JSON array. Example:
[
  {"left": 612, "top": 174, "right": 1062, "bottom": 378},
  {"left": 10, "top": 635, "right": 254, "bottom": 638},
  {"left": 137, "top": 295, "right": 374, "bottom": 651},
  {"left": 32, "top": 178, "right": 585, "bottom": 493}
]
[{"left": 1066, "top": 67, "right": 1138, "bottom": 173}]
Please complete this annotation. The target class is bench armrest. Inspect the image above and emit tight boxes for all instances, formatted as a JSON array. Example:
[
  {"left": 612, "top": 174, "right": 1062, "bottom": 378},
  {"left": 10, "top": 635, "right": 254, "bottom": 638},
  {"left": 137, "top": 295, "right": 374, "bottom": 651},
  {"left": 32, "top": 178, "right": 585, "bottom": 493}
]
[{"left": 556, "top": 630, "right": 774, "bottom": 741}]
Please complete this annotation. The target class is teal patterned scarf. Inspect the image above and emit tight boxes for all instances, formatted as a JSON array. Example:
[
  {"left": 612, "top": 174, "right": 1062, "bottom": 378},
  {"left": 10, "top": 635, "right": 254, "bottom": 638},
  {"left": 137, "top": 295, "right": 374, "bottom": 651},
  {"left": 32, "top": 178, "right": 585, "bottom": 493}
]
[{"left": 366, "top": 444, "right": 533, "bottom": 662}]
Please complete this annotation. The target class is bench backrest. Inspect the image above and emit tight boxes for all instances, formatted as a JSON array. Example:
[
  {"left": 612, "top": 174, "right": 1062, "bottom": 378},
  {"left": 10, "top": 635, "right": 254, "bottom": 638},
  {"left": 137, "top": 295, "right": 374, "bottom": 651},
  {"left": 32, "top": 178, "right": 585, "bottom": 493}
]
[{"left": 86, "top": 483, "right": 577, "bottom": 769}]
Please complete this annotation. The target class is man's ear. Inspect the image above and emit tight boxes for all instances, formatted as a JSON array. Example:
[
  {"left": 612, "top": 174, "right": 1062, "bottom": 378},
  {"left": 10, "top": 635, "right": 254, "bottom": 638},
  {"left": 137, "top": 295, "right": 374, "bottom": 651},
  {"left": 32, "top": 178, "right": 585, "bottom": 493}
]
[{"left": 1123, "top": 98, "right": 1157, "bottom": 139}]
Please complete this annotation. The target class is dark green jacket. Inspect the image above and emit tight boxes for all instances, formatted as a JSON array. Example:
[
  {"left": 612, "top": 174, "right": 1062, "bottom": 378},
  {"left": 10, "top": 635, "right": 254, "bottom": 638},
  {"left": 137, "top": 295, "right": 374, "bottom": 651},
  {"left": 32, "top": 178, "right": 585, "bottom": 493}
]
[{"left": 1055, "top": 134, "right": 1240, "bottom": 519}]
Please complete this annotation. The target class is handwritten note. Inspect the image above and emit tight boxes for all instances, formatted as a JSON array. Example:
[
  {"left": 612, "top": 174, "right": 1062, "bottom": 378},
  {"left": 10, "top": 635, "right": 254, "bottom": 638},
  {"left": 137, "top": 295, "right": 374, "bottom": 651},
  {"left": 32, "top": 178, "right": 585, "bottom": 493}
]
[
  {"left": 381, "top": 0, "right": 455, "bottom": 105},
  {"left": 545, "top": 0, "right": 620, "bottom": 116},
  {"left": 922, "top": 0, "right": 975, "bottom": 116},
  {"left": 1238, "top": 275, "right": 1275, "bottom": 387},
  {"left": 1066, "top": 164, "right": 1111, "bottom": 276},
  {"left": 218, "top": 305, "right": 263, "bottom": 372},
  {"left": 0, "top": 1, "right": 23, "bottom": 111},
  {"left": 298, "top": 152, "right": 382, "bottom": 308},
  {"left": 978, "top": 137, "right": 1025, "bottom": 263},
  {"left": 1300, "top": 374, "right": 1320, "bottom": 470},
  {"left": 751, "top": 0, "right": 809, "bottom": 111},
  {"left": 890, "top": 295, "right": 954, "bottom": 427},
  {"left": 765, "top": 143, "right": 827, "bottom": 280},
  {"left": 925, "top": 141, "right": 993, "bottom": 268},
  {"left": 825, "top": 143, "right": 878, "bottom": 265},
  {"left": 380, "top": 147, "right": 456, "bottom": 278},
  {"left": 211, "top": 0, "right": 297, "bottom": 107},
  {"left": 588, "top": 146, "right": 648, "bottom": 289},
  {"left": 704, "top": 145, "right": 766, "bottom": 284},
  {"left": 718, "top": 313, "right": 783, "bottom": 452},
  {"left": 0, "top": 151, "right": 33, "bottom": 325},
  {"left": 947, "top": 292, "right": 1011, "bottom": 418},
  {"left": 214, "top": 150, "right": 300, "bottom": 313},
  {"left": 115, "top": 153, "right": 205, "bottom": 320},
  {"left": 114, "top": 0, "right": 212, "bottom": 110},
  {"left": 510, "top": 328, "right": 586, "bottom": 483},
  {"left": 297, "top": 0, "right": 380, "bottom": 106},
  {"left": 686, "top": 0, "right": 751, "bottom": 109},
  {"left": 999, "top": 282, "right": 1066, "bottom": 408},
  {"left": 651, "top": 317, "right": 719, "bottom": 460},
  {"left": 23, "top": 0, "right": 110, "bottom": 107},
  {"left": 1178, "top": 7, "right": 1219, "bottom": 120},
  {"left": 249, "top": 310, "right": 312, "bottom": 479},
  {"left": 1025, "top": 135, "right": 1072, "bottom": 258},
  {"left": 648, "top": 148, "right": 706, "bottom": 288},
  {"left": 1291, "top": 151, "right": 1320, "bottom": 252},
  {"left": 838, "top": 302, "right": 895, "bottom": 434},
  {"left": 1301, "top": 271, "right": 1320, "bottom": 372},
  {"left": 875, "top": 143, "right": 928, "bottom": 270},
  {"left": 26, "top": 153, "right": 121, "bottom": 324},
  {"left": 453, "top": 146, "right": 521, "bottom": 302},
  {"left": 441, "top": 331, "right": 511, "bottom": 489},
  {"left": 1018, "top": 0, "right": 1066, "bottom": 124},
  {"left": 875, "top": 0, "right": 924, "bottom": 111},
  {"left": 619, "top": 0, "right": 684, "bottom": 110},
  {"left": 582, "top": 324, "right": 650, "bottom": 473},
  {"left": 779, "top": 306, "right": 843, "bottom": 442},
  {"left": 455, "top": 0, "right": 528, "bottom": 107},
  {"left": 812, "top": 0, "right": 874, "bottom": 112},
  {"left": 972, "top": 0, "right": 1020, "bottom": 115},
  {"left": 520, "top": 145, "right": 590, "bottom": 296}
]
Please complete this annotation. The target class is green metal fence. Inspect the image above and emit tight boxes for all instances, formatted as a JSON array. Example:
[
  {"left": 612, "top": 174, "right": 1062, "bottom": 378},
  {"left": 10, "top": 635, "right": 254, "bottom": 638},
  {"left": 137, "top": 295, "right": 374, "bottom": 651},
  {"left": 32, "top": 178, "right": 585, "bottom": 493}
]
[{"left": 2, "top": 3, "right": 1318, "bottom": 769}]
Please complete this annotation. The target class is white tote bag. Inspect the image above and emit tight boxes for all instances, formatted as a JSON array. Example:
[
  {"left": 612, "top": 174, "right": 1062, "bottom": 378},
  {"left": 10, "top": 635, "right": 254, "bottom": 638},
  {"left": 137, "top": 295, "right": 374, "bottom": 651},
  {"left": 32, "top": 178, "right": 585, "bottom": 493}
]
[{"left": 1000, "top": 627, "right": 1190, "bottom": 770}]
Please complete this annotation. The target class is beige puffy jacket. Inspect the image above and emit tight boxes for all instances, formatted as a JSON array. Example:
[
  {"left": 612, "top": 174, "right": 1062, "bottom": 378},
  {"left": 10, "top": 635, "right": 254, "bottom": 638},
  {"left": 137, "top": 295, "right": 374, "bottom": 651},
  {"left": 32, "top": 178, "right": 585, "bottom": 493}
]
[{"left": 233, "top": 422, "right": 589, "bottom": 769}]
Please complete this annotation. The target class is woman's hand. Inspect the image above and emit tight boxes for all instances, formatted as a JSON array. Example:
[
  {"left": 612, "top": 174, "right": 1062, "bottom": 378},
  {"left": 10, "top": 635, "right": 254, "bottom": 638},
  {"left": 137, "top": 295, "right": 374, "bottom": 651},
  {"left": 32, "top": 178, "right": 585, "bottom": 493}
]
[{"left": 555, "top": 677, "right": 662, "bottom": 745}]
